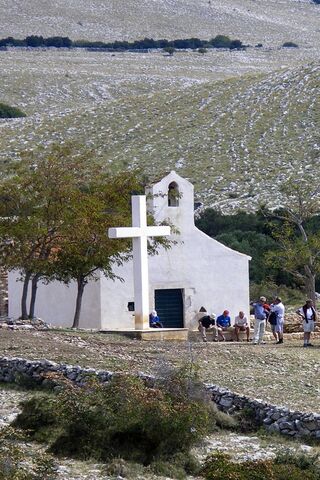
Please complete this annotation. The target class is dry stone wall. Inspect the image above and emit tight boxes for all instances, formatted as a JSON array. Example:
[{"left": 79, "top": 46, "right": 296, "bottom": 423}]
[
  {"left": 0, "top": 356, "right": 320, "bottom": 440},
  {"left": 208, "top": 385, "right": 320, "bottom": 439}
]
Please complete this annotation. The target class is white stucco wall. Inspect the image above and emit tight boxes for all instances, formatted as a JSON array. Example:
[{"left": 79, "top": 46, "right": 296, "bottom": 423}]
[
  {"left": 8, "top": 273, "right": 101, "bottom": 329},
  {"left": 8, "top": 171, "right": 250, "bottom": 330},
  {"left": 99, "top": 171, "right": 250, "bottom": 329}
]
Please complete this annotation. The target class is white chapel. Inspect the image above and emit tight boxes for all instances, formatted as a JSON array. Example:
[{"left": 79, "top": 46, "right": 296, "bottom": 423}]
[{"left": 8, "top": 171, "right": 251, "bottom": 330}]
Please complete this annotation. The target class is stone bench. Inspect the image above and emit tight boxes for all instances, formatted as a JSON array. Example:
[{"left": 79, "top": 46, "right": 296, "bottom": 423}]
[
  {"left": 189, "top": 328, "right": 275, "bottom": 342},
  {"left": 190, "top": 328, "right": 253, "bottom": 342}
]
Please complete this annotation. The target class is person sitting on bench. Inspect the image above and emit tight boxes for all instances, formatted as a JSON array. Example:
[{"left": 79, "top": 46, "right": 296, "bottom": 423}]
[
  {"left": 198, "top": 307, "right": 216, "bottom": 342},
  {"left": 234, "top": 311, "right": 250, "bottom": 342},
  {"left": 149, "top": 310, "right": 163, "bottom": 328},
  {"left": 214, "top": 310, "right": 232, "bottom": 341}
]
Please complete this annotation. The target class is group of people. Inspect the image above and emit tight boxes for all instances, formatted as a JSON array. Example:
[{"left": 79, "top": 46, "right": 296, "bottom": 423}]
[
  {"left": 251, "top": 296, "right": 284, "bottom": 345},
  {"left": 197, "top": 307, "right": 250, "bottom": 342},
  {"left": 198, "top": 297, "right": 317, "bottom": 347}
]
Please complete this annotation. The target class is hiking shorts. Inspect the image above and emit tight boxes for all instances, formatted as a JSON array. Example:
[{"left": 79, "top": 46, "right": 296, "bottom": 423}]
[{"left": 303, "top": 319, "right": 315, "bottom": 333}]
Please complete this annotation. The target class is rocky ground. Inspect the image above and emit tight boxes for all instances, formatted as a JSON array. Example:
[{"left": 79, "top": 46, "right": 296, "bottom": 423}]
[
  {"left": 0, "top": 328, "right": 319, "bottom": 413},
  {"left": 1, "top": 384, "right": 319, "bottom": 480},
  {"left": 1, "top": 48, "right": 318, "bottom": 211}
]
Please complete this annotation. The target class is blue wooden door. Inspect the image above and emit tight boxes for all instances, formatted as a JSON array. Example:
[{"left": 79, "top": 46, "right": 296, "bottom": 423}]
[{"left": 154, "top": 289, "right": 184, "bottom": 328}]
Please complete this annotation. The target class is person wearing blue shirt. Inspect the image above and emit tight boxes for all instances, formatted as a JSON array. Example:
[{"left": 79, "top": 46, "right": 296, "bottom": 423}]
[
  {"left": 251, "top": 296, "right": 269, "bottom": 344},
  {"left": 214, "top": 310, "right": 232, "bottom": 341},
  {"left": 149, "top": 310, "right": 163, "bottom": 328}
]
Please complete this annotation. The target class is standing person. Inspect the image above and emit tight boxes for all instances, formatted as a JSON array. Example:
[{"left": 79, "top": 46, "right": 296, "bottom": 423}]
[
  {"left": 272, "top": 296, "right": 285, "bottom": 344},
  {"left": 267, "top": 307, "right": 278, "bottom": 341},
  {"left": 296, "top": 299, "right": 317, "bottom": 347},
  {"left": 251, "top": 296, "right": 268, "bottom": 344},
  {"left": 234, "top": 311, "right": 250, "bottom": 342},
  {"left": 149, "top": 310, "right": 163, "bottom": 328},
  {"left": 214, "top": 310, "right": 232, "bottom": 341}
]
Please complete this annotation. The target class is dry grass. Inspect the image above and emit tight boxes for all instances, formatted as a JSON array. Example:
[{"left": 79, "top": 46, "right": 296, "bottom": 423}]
[{"left": 0, "top": 329, "right": 319, "bottom": 413}]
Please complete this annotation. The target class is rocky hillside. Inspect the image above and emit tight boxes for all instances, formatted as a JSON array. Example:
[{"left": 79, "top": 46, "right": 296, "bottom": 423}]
[
  {"left": 0, "top": 61, "right": 318, "bottom": 211},
  {"left": 0, "top": 1, "right": 319, "bottom": 211},
  {"left": 0, "top": 0, "right": 319, "bottom": 48}
]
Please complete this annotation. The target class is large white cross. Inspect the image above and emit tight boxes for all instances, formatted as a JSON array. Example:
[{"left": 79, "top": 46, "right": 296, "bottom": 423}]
[{"left": 108, "top": 195, "right": 171, "bottom": 330}]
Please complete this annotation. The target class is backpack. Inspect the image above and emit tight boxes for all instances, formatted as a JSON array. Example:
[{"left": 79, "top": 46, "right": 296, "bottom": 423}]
[{"left": 268, "top": 311, "right": 277, "bottom": 325}]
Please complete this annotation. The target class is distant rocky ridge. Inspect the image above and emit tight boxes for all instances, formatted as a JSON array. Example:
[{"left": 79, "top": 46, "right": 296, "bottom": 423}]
[{"left": 0, "top": 0, "right": 319, "bottom": 48}]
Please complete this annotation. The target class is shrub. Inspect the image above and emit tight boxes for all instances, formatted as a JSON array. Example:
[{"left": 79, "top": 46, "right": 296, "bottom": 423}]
[
  {"left": 13, "top": 394, "right": 61, "bottom": 443},
  {"left": 104, "top": 457, "right": 144, "bottom": 478},
  {"left": 0, "top": 102, "right": 26, "bottom": 118},
  {"left": 163, "top": 46, "right": 176, "bottom": 55},
  {"left": 210, "top": 35, "right": 232, "bottom": 48},
  {"left": 0, "top": 427, "right": 56, "bottom": 480},
  {"left": 201, "top": 451, "right": 320, "bottom": 480},
  {"left": 282, "top": 42, "right": 299, "bottom": 48},
  {"left": 15, "top": 366, "right": 229, "bottom": 467},
  {"left": 234, "top": 406, "right": 261, "bottom": 433},
  {"left": 250, "top": 280, "right": 305, "bottom": 306}
]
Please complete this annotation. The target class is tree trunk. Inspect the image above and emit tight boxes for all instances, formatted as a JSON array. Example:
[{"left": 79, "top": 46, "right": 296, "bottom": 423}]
[
  {"left": 72, "top": 276, "right": 86, "bottom": 329},
  {"left": 304, "top": 266, "right": 316, "bottom": 307},
  {"left": 29, "top": 273, "right": 41, "bottom": 319},
  {"left": 21, "top": 271, "right": 32, "bottom": 320}
]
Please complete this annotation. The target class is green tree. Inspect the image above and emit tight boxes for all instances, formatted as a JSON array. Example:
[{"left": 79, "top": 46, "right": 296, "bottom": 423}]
[
  {"left": 0, "top": 146, "right": 172, "bottom": 326},
  {"left": 265, "top": 178, "right": 320, "bottom": 305},
  {"left": 0, "top": 145, "right": 105, "bottom": 319},
  {"left": 53, "top": 171, "right": 144, "bottom": 328}
]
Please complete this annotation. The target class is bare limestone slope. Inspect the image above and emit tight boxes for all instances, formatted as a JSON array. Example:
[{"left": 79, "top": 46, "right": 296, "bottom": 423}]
[
  {"left": 1, "top": 62, "right": 319, "bottom": 211},
  {"left": 0, "top": 0, "right": 319, "bottom": 48}
]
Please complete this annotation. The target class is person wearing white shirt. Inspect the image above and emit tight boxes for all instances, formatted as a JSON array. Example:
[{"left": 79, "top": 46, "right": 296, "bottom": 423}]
[
  {"left": 296, "top": 299, "right": 317, "bottom": 347},
  {"left": 234, "top": 311, "right": 250, "bottom": 342},
  {"left": 272, "top": 297, "right": 285, "bottom": 344}
]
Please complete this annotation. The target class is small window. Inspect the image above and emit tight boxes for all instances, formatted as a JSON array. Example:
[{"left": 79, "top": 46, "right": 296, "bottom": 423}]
[
  {"left": 168, "top": 182, "right": 179, "bottom": 207},
  {"left": 127, "top": 302, "right": 135, "bottom": 312}
]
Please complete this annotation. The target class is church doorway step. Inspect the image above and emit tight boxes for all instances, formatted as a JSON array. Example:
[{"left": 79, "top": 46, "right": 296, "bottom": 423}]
[{"left": 154, "top": 289, "right": 184, "bottom": 328}]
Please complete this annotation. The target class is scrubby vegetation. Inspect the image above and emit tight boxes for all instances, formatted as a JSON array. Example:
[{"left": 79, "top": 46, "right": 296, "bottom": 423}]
[
  {"left": 0, "top": 34, "right": 245, "bottom": 51},
  {"left": 0, "top": 102, "right": 26, "bottom": 118},
  {"left": 282, "top": 41, "right": 299, "bottom": 48},
  {"left": 201, "top": 451, "right": 320, "bottom": 480},
  {"left": 196, "top": 207, "right": 320, "bottom": 300},
  {"left": 0, "top": 427, "right": 56, "bottom": 479},
  {"left": 14, "top": 367, "right": 234, "bottom": 474}
]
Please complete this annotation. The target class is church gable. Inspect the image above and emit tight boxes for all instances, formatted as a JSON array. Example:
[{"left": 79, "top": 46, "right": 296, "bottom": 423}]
[{"left": 147, "top": 171, "right": 250, "bottom": 261}]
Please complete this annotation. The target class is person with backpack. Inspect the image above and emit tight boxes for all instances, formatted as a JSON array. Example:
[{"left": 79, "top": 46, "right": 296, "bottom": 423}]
[
  {"left": 271, "top": 296, "right": 285, "bottom": 344},
  {"left": 267, "top": 307, "right": 278, "bottom": 341},
  {"left": 296, "top": 299, "right": 317, "bottom": 347}
]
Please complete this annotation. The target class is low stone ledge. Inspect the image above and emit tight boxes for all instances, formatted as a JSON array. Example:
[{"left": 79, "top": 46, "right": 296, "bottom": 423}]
[{"left": 1, "top": 356, "right": 320, "bottom": 440}]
